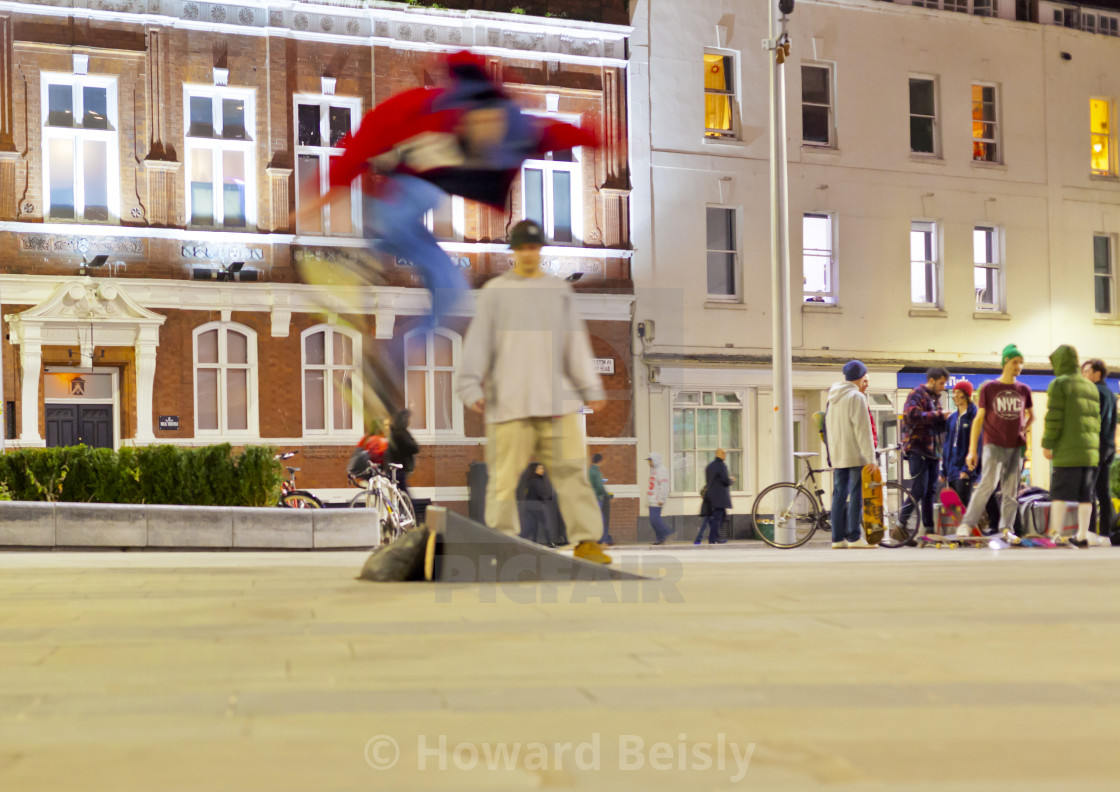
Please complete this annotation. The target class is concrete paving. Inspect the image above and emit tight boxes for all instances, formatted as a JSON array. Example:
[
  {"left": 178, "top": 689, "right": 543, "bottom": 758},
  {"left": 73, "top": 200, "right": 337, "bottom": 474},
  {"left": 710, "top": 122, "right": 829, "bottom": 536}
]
[{"left": 1, "top": 542, "right": 1118, "bottom": 791}]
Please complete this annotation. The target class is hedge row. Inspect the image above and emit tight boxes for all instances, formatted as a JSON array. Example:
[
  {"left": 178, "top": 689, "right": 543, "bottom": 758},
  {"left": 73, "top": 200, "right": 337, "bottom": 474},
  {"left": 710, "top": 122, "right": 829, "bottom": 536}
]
[{"left": 0, "top": 444, "right": 282, "bottom": 507}]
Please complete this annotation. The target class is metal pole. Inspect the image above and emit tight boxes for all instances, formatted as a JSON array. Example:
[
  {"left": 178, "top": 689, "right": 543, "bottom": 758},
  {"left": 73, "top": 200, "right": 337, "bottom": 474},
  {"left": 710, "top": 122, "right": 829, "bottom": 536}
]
[{"left": 769, "top": 0, "right": 795, "bottom": 543}]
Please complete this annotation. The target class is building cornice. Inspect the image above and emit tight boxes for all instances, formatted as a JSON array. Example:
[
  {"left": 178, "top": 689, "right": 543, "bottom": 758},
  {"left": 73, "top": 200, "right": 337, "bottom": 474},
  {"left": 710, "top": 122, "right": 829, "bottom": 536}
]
[
  {"left": 0, "top": 274, "right": 636, "bottom": 322},
  {"left": 0, "top": 1, "right": 630, "bottom": 67}
]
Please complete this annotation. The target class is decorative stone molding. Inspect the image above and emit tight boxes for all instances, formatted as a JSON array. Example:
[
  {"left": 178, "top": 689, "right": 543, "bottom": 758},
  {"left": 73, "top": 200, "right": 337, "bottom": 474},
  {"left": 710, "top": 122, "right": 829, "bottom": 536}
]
[
  {"left": 142, "top": 159, "right": 181, "bottom": 227},
  {"left": 266, "top": 166, "right": 293, "bottom": 232},
  {"left": 18, "top": 234, "right": 146, "bottom": 257}
]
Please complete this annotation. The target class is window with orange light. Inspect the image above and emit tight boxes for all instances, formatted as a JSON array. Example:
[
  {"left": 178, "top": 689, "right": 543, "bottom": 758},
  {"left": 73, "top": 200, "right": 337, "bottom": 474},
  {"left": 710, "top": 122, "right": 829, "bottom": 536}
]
[
  {"left": 704, "top": 51, "right": 736, "bottom": 139},
  {"left": 971, "top": 83, "right": 999, "bottom": 163},
  {"left": 1091, "top": 98, "right": 1113, "bottom": 176}
]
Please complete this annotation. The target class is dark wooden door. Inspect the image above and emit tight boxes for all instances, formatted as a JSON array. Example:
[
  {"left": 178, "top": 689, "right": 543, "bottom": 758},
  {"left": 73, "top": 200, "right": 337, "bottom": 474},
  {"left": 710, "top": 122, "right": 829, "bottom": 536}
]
[{"left": 45, "top": 404, "right": 113, "bottom": 448}]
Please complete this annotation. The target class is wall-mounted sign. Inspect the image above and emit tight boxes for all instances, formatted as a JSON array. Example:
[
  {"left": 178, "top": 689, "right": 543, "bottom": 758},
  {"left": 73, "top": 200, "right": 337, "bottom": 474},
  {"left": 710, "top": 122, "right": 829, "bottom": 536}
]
[
  {"left": 69, "top": 377, "right": 86, "bottom": 396},
  {"left": 593, "top": 358, "right": 615, "bottom": 375},
  {"left": 159, "top": 416, "right": 180, "bottom": 431}
]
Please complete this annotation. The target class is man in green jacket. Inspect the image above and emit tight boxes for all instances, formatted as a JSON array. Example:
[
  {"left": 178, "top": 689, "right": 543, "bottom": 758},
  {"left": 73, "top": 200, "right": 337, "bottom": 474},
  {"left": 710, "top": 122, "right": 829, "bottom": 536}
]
[
  {"left": 588, "top": 453, "right": 613, "bottom": 545},
  {"left": 1042, "top": 345, "right": 1102, "bottom": 547}
]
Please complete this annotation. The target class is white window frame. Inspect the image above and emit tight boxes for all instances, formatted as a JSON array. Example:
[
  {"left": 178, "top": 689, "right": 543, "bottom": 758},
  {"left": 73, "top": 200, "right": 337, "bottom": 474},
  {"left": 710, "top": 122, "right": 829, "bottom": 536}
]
[
  {"left": 1090, "top": 97, "right": 1116, "bottom": 177},
  {"left": 802, "top": 212, "right": 838, "bottom": 304},
  {"left": 424, "top": 194, "right": 467, "bottom": 242},
  {"left": 909, "top": 74, "right": 940, "bottom": 158},
  {"left": 800, "top": 61, "right": 835, "bottom": 149},
  {"left": 1094, "top": 234, "right": 1116, "bottom": 318},
  {"left": 669, "top": 389, "right": 746, "bottom": 496},
  {"left": 703, "top": 48, "right": 739, "bottom": 141},
  {"left": 41, "top": 71, "right": 121, "bottom": 222},
  {"left": 521, "top": 110, "right": 583, "bottom": 245},
  {"left": 300, "top": 324, "right": 363, "bottom": 437},
  {"left": 294, "top": 94, "right": 362, "bottom": 237},
  {"left": 403, "top": 327, "right": 464, "bottom": 438},
  {"left": 184, "top": 84, "right": 257, "bottom": 229},
  {"left": 971, "top": 82, "right": 1001, "bottom": 164},
  {"left": 910, "top": 220, "right": 942, "bottom": 308},
  {"left": 973, "top": 225, "right": 1004, "bottom": 312},
  {"left": 192, "top": 321, "right": 260, "bottom": 437},
  {"left": 706, "top": 204, "right": 740, "bottom": 301}
]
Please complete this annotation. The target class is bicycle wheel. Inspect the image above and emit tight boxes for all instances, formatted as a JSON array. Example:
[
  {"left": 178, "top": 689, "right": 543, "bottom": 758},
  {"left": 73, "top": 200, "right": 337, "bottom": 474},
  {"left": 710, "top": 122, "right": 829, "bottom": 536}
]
[
  {"left": 281, "top": 491, "right": 322, "bottom": 508},
  {"left": 392, "top": 488, "right": 417, "bottom": 531},
  {"left": 880, "top": 481, "right": 920, "bottom": 547},
  {"left": 348, "top": 489, "right": 375, "bottom": 509},
  {"left": 751, "top": 483, "right": 821, "bottom": 548}
]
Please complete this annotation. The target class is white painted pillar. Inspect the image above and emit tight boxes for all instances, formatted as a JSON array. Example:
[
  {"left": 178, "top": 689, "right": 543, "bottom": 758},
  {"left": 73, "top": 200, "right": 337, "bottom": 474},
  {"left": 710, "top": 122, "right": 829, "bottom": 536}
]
[
  {"left": 134, "top": 336, "right": 158, "bottom": 443},
  {"left": 19, "top": 336, "right": 42, "bottom": 444}
]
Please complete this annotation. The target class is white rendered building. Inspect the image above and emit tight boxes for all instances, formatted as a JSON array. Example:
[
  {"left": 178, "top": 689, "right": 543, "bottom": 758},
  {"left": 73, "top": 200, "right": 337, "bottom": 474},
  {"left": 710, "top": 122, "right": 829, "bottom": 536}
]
[{"left": 629, "top": 0, "right": 1120, "bottom": 530}]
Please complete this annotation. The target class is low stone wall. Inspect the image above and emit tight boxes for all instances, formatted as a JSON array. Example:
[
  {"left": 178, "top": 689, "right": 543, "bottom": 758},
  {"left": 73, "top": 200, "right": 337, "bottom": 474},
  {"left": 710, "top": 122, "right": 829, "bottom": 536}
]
[{"left": 0, "top": 501, "right": 378, "bottom": 549}]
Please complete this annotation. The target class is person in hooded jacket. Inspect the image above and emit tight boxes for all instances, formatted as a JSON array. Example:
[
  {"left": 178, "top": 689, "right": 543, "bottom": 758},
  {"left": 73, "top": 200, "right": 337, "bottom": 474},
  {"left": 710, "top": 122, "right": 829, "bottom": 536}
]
[
  {"left": 1042, "top": 345, "right": 1102, "bottom": 547},
  {"left": 385, "top": 409, "right": 420, "bottom": 498},
  {"left": 942, "top": 381, "right": 983, "bottom": 504},
  {"left": 825, "top": 360, "right": 878, "bottom": 549},
  {"left": 1082, "top": 358, "right": 1118, "bottom": 545},
  {"left": 646, "top": 452, "right": 673, "bottom": 545}
]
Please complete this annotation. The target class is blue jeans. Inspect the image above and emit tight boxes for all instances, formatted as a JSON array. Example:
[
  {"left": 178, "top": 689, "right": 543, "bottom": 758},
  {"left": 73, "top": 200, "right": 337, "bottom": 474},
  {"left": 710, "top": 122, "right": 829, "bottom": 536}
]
[
  {"left": 899, "top": 454, "right": 937, "bottom": 530},
  {"left": 695, "top": 508, "right": 725, "bottom": 543},
  {"left": 366, "top": 175, "right": 467, "bottom": 329},
  {"left": 831, "top": 466, "right": 864, "bottom": 543},
  {"left": 649, "top": 506, "right": 672, "bottom": 541}
]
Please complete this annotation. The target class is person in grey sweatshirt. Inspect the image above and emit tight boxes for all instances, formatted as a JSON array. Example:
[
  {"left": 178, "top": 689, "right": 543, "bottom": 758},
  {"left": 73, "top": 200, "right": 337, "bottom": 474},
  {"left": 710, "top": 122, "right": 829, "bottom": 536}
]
[
  {"left": 824, "top": 360, "right": 877, "bottom": 549},
  {"left": 457, "top": 219, "right": 612, "bottom": 564}
]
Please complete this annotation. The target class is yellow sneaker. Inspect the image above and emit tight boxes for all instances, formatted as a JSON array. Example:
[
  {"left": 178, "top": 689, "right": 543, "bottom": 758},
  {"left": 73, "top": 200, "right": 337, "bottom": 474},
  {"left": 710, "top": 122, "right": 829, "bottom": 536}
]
[{"left": 573, "top": 540, "right": 612, "bottom": 565}]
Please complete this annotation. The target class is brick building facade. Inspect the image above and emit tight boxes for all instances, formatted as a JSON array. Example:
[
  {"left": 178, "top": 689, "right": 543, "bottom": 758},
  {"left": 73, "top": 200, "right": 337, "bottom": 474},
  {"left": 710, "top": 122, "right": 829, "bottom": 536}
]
[{"left": 0, "top": 1, "right": 638, "bottom": 536}]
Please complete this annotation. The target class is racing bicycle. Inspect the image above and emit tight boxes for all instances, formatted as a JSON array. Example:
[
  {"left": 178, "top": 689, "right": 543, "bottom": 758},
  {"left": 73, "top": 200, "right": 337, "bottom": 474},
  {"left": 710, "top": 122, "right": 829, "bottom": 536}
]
[{"left": 751, "top": 445, "right": 920, "bottom": 549}]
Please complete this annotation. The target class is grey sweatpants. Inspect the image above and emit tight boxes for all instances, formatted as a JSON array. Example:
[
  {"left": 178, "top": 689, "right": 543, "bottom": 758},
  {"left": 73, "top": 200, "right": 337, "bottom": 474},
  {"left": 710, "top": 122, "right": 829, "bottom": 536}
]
[{"left": 962, "top": 445, "right": 1022, "bottom": 533}]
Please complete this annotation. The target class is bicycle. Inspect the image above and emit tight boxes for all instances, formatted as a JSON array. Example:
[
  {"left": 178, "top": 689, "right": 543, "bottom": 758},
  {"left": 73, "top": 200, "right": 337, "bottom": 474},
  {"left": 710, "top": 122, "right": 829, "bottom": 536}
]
[
  {"left": 348, "top": 460, "right": 417, "bottom": 546},
  {"left": 751, "top": 445, "right": 920, "bottom": 549},
  {"left": 277, "top": 450, "right": 323, "bottom": 508}
]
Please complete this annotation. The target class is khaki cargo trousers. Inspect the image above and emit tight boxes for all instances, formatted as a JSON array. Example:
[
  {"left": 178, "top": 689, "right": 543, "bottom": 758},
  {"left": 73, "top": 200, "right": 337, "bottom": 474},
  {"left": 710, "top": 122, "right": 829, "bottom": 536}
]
[{"left": 484, "top": 413, "right": 599, "bottom": 544}]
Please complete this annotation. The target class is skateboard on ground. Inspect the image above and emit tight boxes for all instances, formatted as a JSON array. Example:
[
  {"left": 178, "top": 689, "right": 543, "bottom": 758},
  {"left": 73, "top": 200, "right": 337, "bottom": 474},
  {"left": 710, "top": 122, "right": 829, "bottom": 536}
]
[
  {"left": 862, "top": 464, "right": 884, "bottom": 545},
  {"left": 917, "top": 533, "right": 989, "bottom": 548}
]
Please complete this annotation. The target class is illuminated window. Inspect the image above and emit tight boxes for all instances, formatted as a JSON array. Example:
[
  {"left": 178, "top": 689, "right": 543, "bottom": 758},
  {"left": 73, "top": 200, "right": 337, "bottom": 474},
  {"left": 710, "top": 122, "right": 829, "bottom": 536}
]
[
  {"left": 973, "top": 226, "right": 1002, "bottom": 312},
  {"left": 971, "top": 83, "right": 1000, "bottom": 163},
  {"left": 803, "top": 213, "right": 836, "bottom": 304},
  {"left": 302, "top": 325, "right": 361, "bottom": 435},
  {"left": 193, "top": 323, "right": 258, "bottom": 436},
  {"left": 672, "top": 391, "right": 743, "bottom": 494},
  {"left": 801, "top": 64, "right": 834, "bottom": 148},
  {"left": 910, "top": 221, "right": 940, "bottom": 307},
  {"left": 704, "top": 51, "right": 736, "bottom": 139},
  {"left": 909, "top": 76, "right": 939, "bottom": 156},
  {"left": 404, "top": 329, "right": 463, "bottom": 436},
  {"left": 1091, "top": 98, "right": 1113, "bottom": 176},
  {"left": 42, "top": 73, "right": 119, "bottom": 221},
  {"left": 522, "top": 111, "right": 582, "bottom": 244},
  {"left": 185, "top": 86, "right": 256, "bottom": 228},
  {"left": 295, "top": 96, "right": 361, "bottom": 236}
]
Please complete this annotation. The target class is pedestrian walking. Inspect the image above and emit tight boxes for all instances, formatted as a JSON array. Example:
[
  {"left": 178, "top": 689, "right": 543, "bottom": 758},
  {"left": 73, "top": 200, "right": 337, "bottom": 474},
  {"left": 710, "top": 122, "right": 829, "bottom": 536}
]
[
  {"left": 899, "top": 367, "right": 949, "bottom": 539},
  {"left": 956, "top": 344, "right": 1034, "bottom": 541},
  {"left": 588, "top": 453, "right": 614, "bottom": 545},
  {"left": 1042, "top": 345, "right": 1102, "bottom": 548},
  {"left": 695, "top": 449, "right": 733, "bottom": 544},
  {"left": 646, "top": 452, "right": 673, "bottom": 545},
  {"left": 825, "top": 360, "right": 877, "bottom": 549},
  {"left": 520, "top": 463, "right": 557, "bottom": 546},
  {"left": 457, "top": 219, "right": 612, "bottom": 564},
  {"left": 1082, "top": 358, "right": 1117, "bottom": 545},
  {"left": 385, "top": 409, "right": 420, "bottom": 498},
  {"left": 941, "top": 381, "right": 982, "bottom": 505}
]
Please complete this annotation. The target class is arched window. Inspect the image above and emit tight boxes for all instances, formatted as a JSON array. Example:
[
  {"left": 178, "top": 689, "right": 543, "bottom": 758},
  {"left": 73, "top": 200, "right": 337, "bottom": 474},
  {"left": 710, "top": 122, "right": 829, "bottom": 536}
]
[
  {"left": 404, "top": 328, "right": 462, "bottom": 435},
  {"left": 302, "top": 325, "right": 362, "bottom": 435},
  {"left": 193, "top": 322, "right": 258, "bottom": 435}
]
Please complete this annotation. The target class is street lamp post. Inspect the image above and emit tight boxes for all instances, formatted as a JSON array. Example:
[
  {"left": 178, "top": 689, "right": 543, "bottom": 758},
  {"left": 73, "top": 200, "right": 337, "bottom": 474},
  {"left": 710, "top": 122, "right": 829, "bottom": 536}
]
[{"left": 769, "top": 0, "right": 795, "bottom": 543}]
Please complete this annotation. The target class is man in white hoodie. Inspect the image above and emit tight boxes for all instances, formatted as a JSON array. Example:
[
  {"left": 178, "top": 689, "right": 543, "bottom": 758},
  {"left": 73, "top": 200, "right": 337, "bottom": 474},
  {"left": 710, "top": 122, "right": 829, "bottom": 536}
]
[
  {"left": 824, "top": 360, "right": 877, "bottom": 549},
  {"left": 645, "top": 452, "right": 673, "bottom": 544}
]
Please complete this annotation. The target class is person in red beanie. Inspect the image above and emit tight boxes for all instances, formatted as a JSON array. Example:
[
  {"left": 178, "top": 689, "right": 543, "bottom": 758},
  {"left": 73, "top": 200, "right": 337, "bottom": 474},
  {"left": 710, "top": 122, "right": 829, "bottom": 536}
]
[{"left": 941, "top": 380, "right": 983, "bottom": 507}]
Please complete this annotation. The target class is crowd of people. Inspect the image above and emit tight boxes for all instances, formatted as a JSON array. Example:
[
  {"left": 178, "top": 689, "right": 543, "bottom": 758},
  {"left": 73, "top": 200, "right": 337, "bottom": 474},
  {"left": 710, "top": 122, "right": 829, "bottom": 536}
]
[{"left": 827, "top": 344, "right": 1119, "bottom": 549}]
